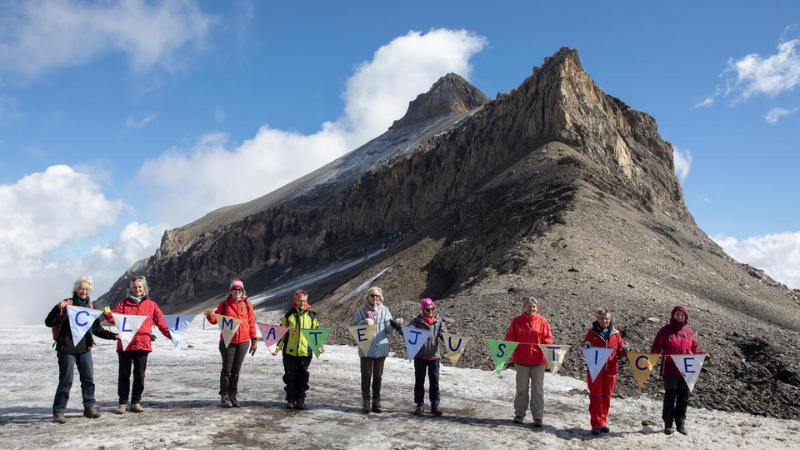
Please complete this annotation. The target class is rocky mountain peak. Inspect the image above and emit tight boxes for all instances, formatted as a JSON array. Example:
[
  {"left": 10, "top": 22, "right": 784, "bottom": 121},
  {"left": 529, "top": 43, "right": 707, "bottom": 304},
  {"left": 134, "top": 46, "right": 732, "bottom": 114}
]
[{"left": 390, "top": 73, "right": 490, "bottom": 130}]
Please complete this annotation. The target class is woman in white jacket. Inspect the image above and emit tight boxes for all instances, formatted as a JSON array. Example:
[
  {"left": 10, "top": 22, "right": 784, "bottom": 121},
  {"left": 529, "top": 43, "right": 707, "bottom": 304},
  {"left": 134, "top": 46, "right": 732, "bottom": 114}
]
[{"left": 353, "top": 287, "right": 402, "bottom": 413}]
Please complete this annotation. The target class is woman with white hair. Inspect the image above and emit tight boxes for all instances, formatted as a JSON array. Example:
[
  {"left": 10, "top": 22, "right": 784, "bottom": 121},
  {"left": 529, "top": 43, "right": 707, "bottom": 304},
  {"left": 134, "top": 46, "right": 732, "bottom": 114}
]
[
  {"left": 103, "top": 276, "right": 172, "bottom": 414},
  {"left": 45, "top": 276, "right": 119, "bottom": 424},
  {"left": 352, "top": 287, "right": 402, "bottom": 413}
]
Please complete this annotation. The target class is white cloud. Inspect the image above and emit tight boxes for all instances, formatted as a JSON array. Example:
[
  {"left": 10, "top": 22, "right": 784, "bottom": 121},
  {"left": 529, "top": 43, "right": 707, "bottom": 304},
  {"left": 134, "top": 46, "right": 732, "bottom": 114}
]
[
  {"left": 673, "top": 146, "right": 692, "bottom": 182},
  {"left": 125, "top": 112, "right": 158, "bottom": 128},
  {"left": 714, "top": 232, "right": 800, "bottom": 289},
  {"left": 695, "top": 86, "right": 722, "bottom": 108},
  {"left": 724, "top": 37, "right": 800, "bottom": 102},
  {"left": 138, "top": 28, "right": 487, "bottom": 225},
  {"left": 0, "top": 0, "right": 214, "bottom": 77},
  {"left": 0, "top": 94, "right": 19, "bottom": 122},
  {"left": 764, "top": 106, "right": 798, "bottom": 124},
  {"left": 214, "top": 107, "right": 226, "bottom": 123},
  {"left": 696, "top": 194, "right": 711, "bottom": 203}
]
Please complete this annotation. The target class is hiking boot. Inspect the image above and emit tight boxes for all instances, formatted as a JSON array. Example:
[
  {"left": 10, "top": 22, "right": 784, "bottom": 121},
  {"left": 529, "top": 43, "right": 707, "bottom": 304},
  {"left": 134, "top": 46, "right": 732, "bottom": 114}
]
[
  {"left": 664, "top": 426, "right": 674, "bottom": 435},
  {"left": 414, "top": 404, "right": 424, "bottom": 416},
  {"left": 53, "top": 412, "right": 66, "bottom": 424},
  {"left": 513, "top": 416, "right": 524, "bottom": 424},
  {"left": 221, "top": 394, "right": 232, "bottom": 408},
  {"left": 115, "top": 404, "right": 126, "bottom": 415},
  {"left": 286, "top": 400, "right": 295, "bottom": 410},
  {"left": 431, "top": 404, "right": 443, "bottom": 417},
  {"left": 600, "top": 426, "right": 610, "bottom": 433},
  {"left": 294, "top": 400, "right": 306, "bottom": 410},
  {"left": 130, "top": 403, "right": 144, "bottom": 413},
  {"left": 532, "top": 418, "right": 543, "bottom": 428},
  {"left": 372, "top": 398, "right": 382, "bottom": 413},
  {"left": 83, "top": 408, "right": 101, "bottom": 419},
  {"left": 591, "top": 427, "right": 601, "bottom": 435},
  {"left": 676, "top": 421, "right": 687, "bottom": 435},
  {"left": 230, "top": 394, "right": 240, "bottom": 408}
]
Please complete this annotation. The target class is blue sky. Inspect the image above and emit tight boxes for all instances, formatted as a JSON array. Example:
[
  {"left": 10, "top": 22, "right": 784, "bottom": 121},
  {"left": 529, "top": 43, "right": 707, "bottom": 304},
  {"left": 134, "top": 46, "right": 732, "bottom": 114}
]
[{"left": 1, "top": 1, "right": 798, "bottom": 323}]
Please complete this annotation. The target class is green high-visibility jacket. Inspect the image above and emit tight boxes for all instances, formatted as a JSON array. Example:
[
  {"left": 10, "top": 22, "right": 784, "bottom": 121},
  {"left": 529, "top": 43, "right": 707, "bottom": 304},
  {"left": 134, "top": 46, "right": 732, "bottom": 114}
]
[{"left": 278, "top": 306, "right": 320, "bottom": 357}]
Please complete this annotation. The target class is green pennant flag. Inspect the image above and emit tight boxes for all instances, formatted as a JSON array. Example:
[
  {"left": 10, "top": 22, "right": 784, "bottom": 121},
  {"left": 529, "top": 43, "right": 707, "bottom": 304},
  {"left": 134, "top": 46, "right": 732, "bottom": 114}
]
[
  {"left": 300, "top": 328, "right": 331, "bottom": 358},
  {"left": 485, "top": 339, "right": 519, "bottom": 374}
]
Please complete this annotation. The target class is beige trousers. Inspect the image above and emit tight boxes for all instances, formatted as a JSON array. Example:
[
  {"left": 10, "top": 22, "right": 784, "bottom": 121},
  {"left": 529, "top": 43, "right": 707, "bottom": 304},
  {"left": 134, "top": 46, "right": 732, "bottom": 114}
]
[{"left": 514, "top": 363, "right": 545, "bottom": 419}]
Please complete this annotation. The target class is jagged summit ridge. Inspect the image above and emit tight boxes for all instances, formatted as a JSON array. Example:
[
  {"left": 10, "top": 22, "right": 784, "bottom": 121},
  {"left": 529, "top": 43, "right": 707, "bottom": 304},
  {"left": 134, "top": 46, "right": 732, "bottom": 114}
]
[{"left": 391, "top": 73, "right": 490, "bottom": 130}]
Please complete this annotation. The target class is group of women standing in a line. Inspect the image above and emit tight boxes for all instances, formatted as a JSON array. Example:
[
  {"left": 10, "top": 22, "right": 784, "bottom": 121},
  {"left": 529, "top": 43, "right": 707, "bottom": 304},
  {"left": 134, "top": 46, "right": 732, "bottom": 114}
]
[{"left": 46, "top": 276, "right": 709, "bottom": 437}]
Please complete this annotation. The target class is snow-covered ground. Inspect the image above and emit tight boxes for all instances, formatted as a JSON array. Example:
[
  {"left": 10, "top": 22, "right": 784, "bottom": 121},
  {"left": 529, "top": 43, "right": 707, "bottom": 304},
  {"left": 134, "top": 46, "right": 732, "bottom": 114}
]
[{"left": 2, "top": 317, "right": 798, "bottom": 450}]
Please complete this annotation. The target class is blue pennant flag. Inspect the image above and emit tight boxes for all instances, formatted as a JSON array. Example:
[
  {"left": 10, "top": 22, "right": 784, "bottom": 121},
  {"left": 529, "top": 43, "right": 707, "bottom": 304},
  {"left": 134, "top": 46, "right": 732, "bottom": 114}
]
[
  {"left": 66, "top": 306, "right": 103, "bottom": 347},
  {"left": 163, "top": 315, "right": 197, "bottom": 347},
  {"left": 402, "top": 326, "right": 431, "bottom": 362}
]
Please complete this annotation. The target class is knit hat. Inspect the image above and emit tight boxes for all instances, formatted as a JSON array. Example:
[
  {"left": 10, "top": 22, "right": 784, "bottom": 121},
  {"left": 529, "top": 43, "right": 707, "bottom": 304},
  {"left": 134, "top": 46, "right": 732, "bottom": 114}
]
[
  {"left": 295, "top": 289, "right": 307, "bottom": 298},
  {"left": 230, "top": 278, "right": 245, "bottom": 291},
  {"left": 420, "top": 298, "right": 435, "bottom": 312}
]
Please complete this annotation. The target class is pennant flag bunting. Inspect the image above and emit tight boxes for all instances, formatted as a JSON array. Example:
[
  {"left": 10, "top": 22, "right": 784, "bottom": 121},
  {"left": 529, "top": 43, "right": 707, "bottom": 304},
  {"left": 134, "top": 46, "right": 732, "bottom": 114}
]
[
  {"left": 581, "top": 347, "right": 615, "bottom": 382},
  {"left": 215, "top": 314, "right": 244, "bottom": 348},
  {"left": 348, "top": 324, "right": 377, "bottom": 355},
  {"left": 670, "top": 354, "right": 706, "bottom": 392},
  {"left": 442, "top": 334, "right": 473, "bottom": 366},
  {"left": 113, "top": 314, "right": 148, "bottom": 351},
  {"left": 163, "top": 314, "right": 197, "bottom": 347},
  {"left": 66, "top": 306, "right": 103, "bottom": 347},
  {"left": 256, "top": 323, "right": 291, "bottom": 354},
  {"left": 485, "top": 340, "right": 519, "bottom": 374},
  {"left": 626, "top": 352, "right": 661, "bottom": 389},
  {"left": 538, "top": 344, "right": 570, "bottom": 376},
  {"left": 402, "top": 326, "right": 431, "bottom": 362},
  {"left": 301, "top": 328, "right": 331, "bottom": 358}
]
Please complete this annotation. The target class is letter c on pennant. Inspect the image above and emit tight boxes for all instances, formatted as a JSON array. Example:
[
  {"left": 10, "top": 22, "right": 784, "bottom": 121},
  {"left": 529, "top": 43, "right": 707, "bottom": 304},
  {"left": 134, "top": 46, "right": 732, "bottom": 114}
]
[
  {"left": 635, "top": 355, "right": 648, "bottom": 370},
  {"left": 75, "top": 310, "right": 89, "bottom": 327}
]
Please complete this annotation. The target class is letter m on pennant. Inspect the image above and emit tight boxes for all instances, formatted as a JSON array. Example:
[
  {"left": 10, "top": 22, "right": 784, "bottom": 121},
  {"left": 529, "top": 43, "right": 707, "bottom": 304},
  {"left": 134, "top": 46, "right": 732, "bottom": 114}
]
[{"left": 222, "top": 317, "right": 234, "bottom": 330}]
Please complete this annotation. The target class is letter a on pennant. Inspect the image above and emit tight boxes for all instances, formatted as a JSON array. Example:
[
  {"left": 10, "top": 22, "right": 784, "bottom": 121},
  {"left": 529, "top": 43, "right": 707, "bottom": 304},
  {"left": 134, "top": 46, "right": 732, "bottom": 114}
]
[
  {"left": 485, "top": 340, "right": 519, "bottom": 374},
  {"left": 113, "top": 314, "right": 148, "bottom": 351},
  {"left": 402, "top": 326, "right": 431, "bottom": 362},
  {"left": 163, "top": 315, "right": 197, "bottom": 347},
  {"left": 214, "top": 314, "right": 244, "bottom": 348},
  {"left": 256, "top": 323, "right": 290, "bottom": 354},
  {"left": 347, "top": 324, "right": 376, "bottom": 355},
  {"left": 626, "top": 352, "right": 661, "bottom": 389},
  {"left": 581, "top": 347, "right": 615, "bottom": 383},
  {"left": 538, "top": 344, "right": 569, "bottom": 377},
  {"left": 66, "top": 306, "right": 103, "bottom": 347},
  {"left": 441, "top": 333, "right": 473, "bottom": 366},
  {"left": 300, "top": 328, "right": 331, "bottom": 358},
  {"left": 670, "top": 354, "right": 706, "bottom": 392}
]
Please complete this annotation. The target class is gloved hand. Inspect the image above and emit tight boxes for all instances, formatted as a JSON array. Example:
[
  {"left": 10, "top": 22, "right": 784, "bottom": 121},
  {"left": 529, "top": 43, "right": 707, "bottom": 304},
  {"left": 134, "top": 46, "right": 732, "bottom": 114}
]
[
  {"left": 103, "top": 307, "right": 111, "bottom": 315},
  {"left": 365, "top": 318, "right": 374, "bottom": 326},
  {"left": 249, "top": 339, "right": 258, "bottom": 356},
  {"left": 582, "top": 342, "right": 592, "bottom": 349},
  {"left": 149, "top": 334, "right": 157, "bottom": 342},
  {"left": 389, "top": 319, "right": 402, "bottom": 331},
  {"left": 204, "top": 308, "right": 213, "bottom": 318},
  {"left": 622, "top": 346, "right": 632, "bottom": 353}
]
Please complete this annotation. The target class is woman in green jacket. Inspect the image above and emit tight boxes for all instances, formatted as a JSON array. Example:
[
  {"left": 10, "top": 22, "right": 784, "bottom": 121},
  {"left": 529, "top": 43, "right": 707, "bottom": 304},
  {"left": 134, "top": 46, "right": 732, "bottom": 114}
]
[{"left": 272, "top": 289, "right": 322, "bottom": 410}]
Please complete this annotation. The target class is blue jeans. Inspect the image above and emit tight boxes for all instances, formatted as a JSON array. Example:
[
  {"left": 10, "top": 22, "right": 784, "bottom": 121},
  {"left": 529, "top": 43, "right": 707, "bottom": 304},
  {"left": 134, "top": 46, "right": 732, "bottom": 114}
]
[
  {"left": 53, "top": 351, "right": 95, "bottom": 413},
  {"left": 414, "top": 358, "right": 440, "bottom": 406}
]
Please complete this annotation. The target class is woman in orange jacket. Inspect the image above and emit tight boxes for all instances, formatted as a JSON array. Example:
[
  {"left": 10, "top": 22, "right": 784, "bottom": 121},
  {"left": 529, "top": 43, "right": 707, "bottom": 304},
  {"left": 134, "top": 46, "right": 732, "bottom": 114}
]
[
  {"left": 204, "top": 278, "right": 257, "bottom": 408},
  {"left": 504, "top": 297, "right": 553, "bottom": 427}
]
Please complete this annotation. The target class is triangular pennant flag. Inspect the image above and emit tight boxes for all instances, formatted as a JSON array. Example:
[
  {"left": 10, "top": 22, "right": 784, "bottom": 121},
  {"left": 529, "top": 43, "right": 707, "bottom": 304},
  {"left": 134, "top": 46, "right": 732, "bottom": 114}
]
[
  {"left": 538, "top": 344, "right": 570, "bottom": 376},
  {"left": 581, "top": 347, "right": 616, "bottom": 382},
  {"left": 626, "top": 352, "right": 661, "bottom": 389},
  {"left": 402, "top": 326, "right": 431, "bottom": 362},
  {"left": 300, "top": 328, "right": 330, "bottom": 358},
  {"left": 348, "top": 324, "right": 377, "bottom": 355},
  {"left": 485, "top": 340, "right": 520, "bottom": 374},
  {"left": 66, "top": 306, "right": 103, "bottom": 347},
  {"left": 215, "top": 314, "right": 244, "bottom": 348},
  {"left": 112, "top": 314, "right": 148, "bottom": 351},
  {"left": 163, "top": 314, "right": 196, "bottom": 347},
  {"left": 442, "top": 333, "right": 473, "bottom": 366},
  {"left": 670, "top": 354, "right": 706, "bottom": 392},
  {"left": 256, "top": 323, "right": 290, "bottom": 354}
]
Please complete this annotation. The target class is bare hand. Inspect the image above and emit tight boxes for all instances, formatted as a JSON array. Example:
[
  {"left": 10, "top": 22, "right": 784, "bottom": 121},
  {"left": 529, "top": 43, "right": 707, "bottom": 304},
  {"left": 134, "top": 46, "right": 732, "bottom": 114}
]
[
  {"left": 114, "top": 334, "right": 120, "bottom": 340},
  {"left": 271, "top": 350, "right": 279, "bottom": 356},
  {"left": 60, "top": 300, "right": 68, "bottom": 309},
  {"left": 320, "top": 348, "right": 325, "bottom": 354}
]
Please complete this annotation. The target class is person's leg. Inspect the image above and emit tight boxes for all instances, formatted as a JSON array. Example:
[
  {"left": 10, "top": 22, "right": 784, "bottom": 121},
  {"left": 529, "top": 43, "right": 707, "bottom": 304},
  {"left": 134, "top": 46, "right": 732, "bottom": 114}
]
[
  {"left": 53, "top": 352, "right": 76, "bottom": 414},
  {"left": 662, "top": 377, "right": 678, "bottom": 428},
  {"left": 600, "top": 373, "right": 617, "bottom": 428},
  {"left": 118, "top": 352, "right": 133, "bottom": 405},
  {"left": 513, "top": 364, "right": 531, "bottom": 418},
  {"left": 360, "top": 357, "right": 373, "bottom": 400},
  {"left": 282, "top": 354, "right": 297, "bottom": 402},
  {"left": 219, "top": 340, "right": 234, "bottom": 395},
  {"left": 76, "top": 351, "right": 96, "bottom": 410},
  {"left": 674, "top": 377, "right": 691, "bottom": 427},
  {"left": 529, "top": 364, "right": 546, "bottom": 420},
  {"left": 428, "top": 359, "right": 440, "bottom": 406},
  {"left": 372, "top": 356, "right": 386, "bottom": 400},
  {"left": 413, "top": 359, "right": 426, "bottom": 406},
  {"left": 228, "top": 342, "right": 249, "bottom": 396},
  {"left": 130, "top": 351, "right": 148, "bottom": 405},
  {"left": 297, "top": 355, "right": 313, "bottom": 403},
  {"left": 587, "top": 372, "right": 604, "bottom": 428}
]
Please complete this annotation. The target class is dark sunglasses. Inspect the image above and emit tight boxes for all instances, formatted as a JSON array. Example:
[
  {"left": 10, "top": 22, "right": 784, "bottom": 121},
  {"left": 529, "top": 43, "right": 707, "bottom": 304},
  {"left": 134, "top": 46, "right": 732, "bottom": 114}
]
[
  {"left": 424, "top": 307, "right": 435, "bottom": 312},
  {"left": 369, "top": 293, "right": 381, "bottom": 298}
]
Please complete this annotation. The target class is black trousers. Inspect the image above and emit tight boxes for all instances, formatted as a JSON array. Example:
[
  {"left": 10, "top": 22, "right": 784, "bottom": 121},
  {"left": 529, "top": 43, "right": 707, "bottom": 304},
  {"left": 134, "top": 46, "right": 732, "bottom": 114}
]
[
  {"left": 360, "top": 356, "right": 386, "bottom": 400},
  {"left": 282, "top": 353, "right": 313, "bottom": 402},
  {"left": 663, "top": 376, "right": 690, "bottom": 425},
  {"left": 118, "top": 350, "right": 149, "bottom": 404},
  {"left": 219, "top": 340, "right": 249, "bottom": 395}
]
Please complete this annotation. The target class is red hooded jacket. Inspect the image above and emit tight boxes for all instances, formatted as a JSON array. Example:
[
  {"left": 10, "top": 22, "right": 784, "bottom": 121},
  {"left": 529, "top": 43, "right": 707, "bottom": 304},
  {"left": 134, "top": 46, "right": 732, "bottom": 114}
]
[
  {"left": 106, "top": 297, "right": 172, "bottom": 352},
  {"left": 206, "top": 297, "right": 257, "bottom": 344},
  {"left": 582, "top": 325, "right": 626, "bottom": 375},
  {"left": 505, "top": 313, "right": 553, "bottom": 365},
  {"left": 651, "top": 306, "right": 700, "bottom": 377}
]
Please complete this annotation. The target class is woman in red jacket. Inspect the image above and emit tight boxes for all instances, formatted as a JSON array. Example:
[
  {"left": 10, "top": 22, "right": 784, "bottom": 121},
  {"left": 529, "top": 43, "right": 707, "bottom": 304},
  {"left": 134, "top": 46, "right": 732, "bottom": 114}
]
[
  {"left": 204, "top": 278, "right": 257, "bottom": 408},
  {"left": 104, "top": 276, "right": 172, "bottom": 414},
  {"left": 504, "top": 297, "right": 553, "bottom": 427},
  {"left": 581, "top": 309, "right": 628, "bottom": 435}
]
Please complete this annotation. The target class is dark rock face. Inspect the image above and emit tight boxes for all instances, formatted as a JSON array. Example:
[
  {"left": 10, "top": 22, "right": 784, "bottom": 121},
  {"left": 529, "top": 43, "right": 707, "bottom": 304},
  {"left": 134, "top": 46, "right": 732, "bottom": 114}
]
[{"left": 99, "top": 47, "right": 800, "bottom": 420}]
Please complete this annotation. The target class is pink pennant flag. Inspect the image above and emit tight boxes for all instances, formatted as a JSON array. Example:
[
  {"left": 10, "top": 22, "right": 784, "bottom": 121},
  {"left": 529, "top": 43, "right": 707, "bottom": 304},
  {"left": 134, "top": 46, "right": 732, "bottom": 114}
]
[{"left": 256, "top": 323, "right": 290, "bottom": 354}]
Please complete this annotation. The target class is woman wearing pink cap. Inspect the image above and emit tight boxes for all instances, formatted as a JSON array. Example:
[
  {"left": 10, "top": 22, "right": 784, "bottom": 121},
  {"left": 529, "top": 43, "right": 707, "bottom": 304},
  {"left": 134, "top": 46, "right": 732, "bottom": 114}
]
[
  {"left": 204, "top": 278, "right": 257, "bottom": 408},
  {"left": 408, "top": 298, "right": 448, "bottom": 416}
]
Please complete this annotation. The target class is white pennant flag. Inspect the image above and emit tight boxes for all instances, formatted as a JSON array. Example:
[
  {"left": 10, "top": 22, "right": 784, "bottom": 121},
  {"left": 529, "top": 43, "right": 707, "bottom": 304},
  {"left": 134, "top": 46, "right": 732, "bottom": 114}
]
[
  {"left": 670, "top": 354, "right": 706, "bottom": 392},
  {"left": 113, "top": 314, "right": 148, "bottom": 351},
  {"left": 66, "top": 306, "right": 103, "bottom": 347},
  {"left": 215, "top": 314, "right": 244, "bottom": 348},
  {"left": 581, "top": 347, "right": 615, "bottom": 383},
  {"left": 538, "top": 344, "right": 570, "bottom": 376},
  {"left": 163, "top": 315, "right": 197, "bottom": 347}
]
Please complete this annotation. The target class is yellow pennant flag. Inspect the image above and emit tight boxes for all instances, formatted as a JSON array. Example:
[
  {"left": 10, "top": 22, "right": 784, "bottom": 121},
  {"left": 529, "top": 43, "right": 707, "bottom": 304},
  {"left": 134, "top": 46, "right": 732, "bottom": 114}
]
[
  {"left": 442, "top": 333, "right": 473, "bottom": 366},
  {"left": 627, "top": 352, "right": 661, "bottom": 389},
  {"left": 538, "top": 344, "right": 570, "bottom": 377},
  {"left": 215, "top": 314, "right": 244, "bottom": 348},
  {"left": 347, "top": 324, "right": 377, "bottom": 355}
]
